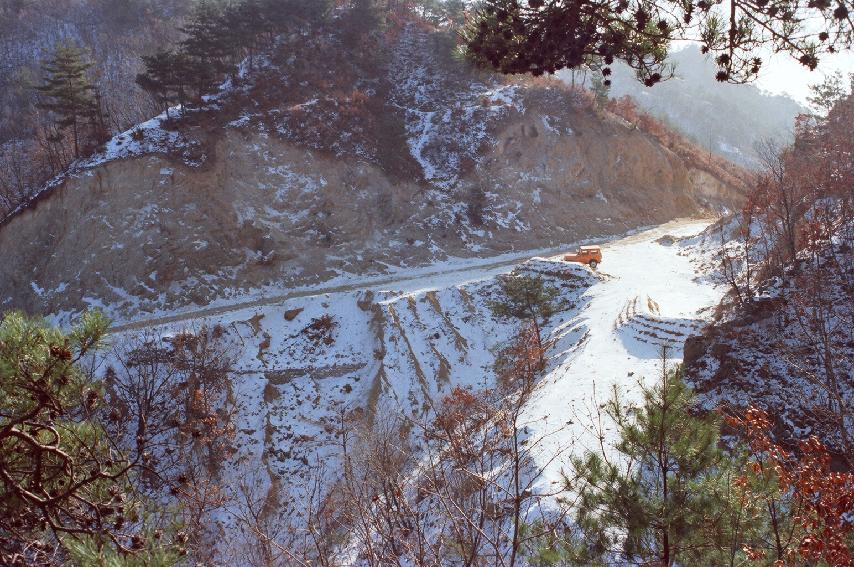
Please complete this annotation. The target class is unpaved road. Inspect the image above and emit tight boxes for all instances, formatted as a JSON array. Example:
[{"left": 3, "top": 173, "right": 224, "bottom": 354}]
[
  {"left": 110, "top": 218, "right": 712, "bottom": 334},
  {"left": 524, "top": 219, "right": 723, "bottom": 486},
  {"left": 109, "top": 247, "right": 568, "bottom": 333},
  {"left": 110, "top": 219, "right": 716, "bottom": 333}
]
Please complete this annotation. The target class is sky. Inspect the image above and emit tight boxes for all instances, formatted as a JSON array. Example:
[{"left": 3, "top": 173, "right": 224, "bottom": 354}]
[
  {"left": 754, "top": 51, "right": 854, "bottom": 105},
  {"left": 668, "top": 40, "right": 854, "bottom": 106},
  {"left": 669, "top": 7, "right": 854, "bottom": 107}
]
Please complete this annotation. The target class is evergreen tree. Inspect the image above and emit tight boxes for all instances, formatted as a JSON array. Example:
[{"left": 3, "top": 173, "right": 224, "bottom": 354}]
[
  {"left": 807, "top": 71, "right": 849, "bottom": 117},
  {"left": 339, "top": 0, "right": 382, "bottom": 48},
  {"left": 261, "top": 0, "right": 330, "bottom": 34},
  {"left": 465, "top": 0, "right": 854, "bottom": 85},
  {"left": 136, "top": 50, "right": 190, "bottom": 116},
  {"left": 489, "top": 274, "right": 563, "bottom": 363},
  {"left": 0, "top": 312, "right": 183, "bottom": 565},
  {"left": 134, "top": 0, "right": 334, "bottom": 108},
  {"left": 561, "top": 358, "right": 752, "bottom": 566},
  {"left": 179, "top": 2, "right": 235, "bottom": 101},
  {"left": 35, "top": 43, "right": 98, "bottom": 158},
  {"left": 226, "top": 0, "right": 267, "bottom": 70},
  {"left": 292, "top": 0, "right": 331, "bottom": 29}
]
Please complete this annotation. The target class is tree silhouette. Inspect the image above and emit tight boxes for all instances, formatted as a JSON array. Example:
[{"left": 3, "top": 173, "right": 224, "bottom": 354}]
[
  {"left": 136, "top": 50, "right": 191, "bottom": 116},
  {"left": 465, "top": 0, "right": 854, "bottom": 86},
  {"left": 35, "top": 43, "right": 99, "bottom": 158}
]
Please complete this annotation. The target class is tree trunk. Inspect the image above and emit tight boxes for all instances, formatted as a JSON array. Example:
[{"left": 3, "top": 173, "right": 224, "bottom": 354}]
[
  {"left": 509, "top": 425, "right": 521, "bottom": 567},
  {"left": 72, "top": 118, "right": 80, "bottom": 158}
]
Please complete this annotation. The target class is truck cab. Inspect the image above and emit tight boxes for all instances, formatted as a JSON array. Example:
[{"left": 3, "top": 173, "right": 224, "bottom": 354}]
[{"left": 564, "top": 245, "right": 602, "bottom": 268}]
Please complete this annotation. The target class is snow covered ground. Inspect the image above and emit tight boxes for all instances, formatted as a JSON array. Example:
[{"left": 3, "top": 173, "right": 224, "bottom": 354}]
[
  {"left": 102, "top": 218, "right": 724, "bottom": 544},
  {"left": 522, "top": 220, "right": 724, "bottom": 491},
  {"left": 25, "top": 210, "right": 734, "bottom": 556}
]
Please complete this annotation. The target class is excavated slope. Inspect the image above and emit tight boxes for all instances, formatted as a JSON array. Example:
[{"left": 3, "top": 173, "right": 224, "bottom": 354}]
[
  {"left": 0, "top": 117, "right": 739, "bottom": 319},
  {"left": 0, "top": 25, "right": 743, "bottom": 320}
]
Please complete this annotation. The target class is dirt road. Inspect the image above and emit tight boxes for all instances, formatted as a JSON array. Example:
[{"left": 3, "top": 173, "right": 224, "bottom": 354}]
[{"left": 110, "top": 217, "right": 712, "bottom": 334}]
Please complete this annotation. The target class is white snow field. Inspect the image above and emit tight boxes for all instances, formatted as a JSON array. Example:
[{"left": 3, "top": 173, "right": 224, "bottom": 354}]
[
  {"left": 522, "top": 219, "right": 724, "bottom": 492},
  {"left": 104, "top": 218, "right": 724, "bottom": 539}
]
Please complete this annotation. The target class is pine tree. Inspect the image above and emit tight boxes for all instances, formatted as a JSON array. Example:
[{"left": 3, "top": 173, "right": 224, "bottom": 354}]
[
  {"left": 136, "top": 50, "right": 190, "bottom": 116},
  {"left": 465, "top": 0, "right": 853, "bottom": 84},
  {"left": 226, "top": 0, "right": 267, "bottom": 71},
  {"left": 35, "top": 43, "right": 98, "bottom": 159},
  {"left": 261, "top": 0, "right": 330, "bottom": 35},
  {"left": 179, "top": 1, "right": 235, "bottom": 101},
  {"left": 339, "top": 0, "right": 381, "bottom": 48},
  {"left": 295, "top": 0, "right": 332, "bottom": 25},
  {"left": 489, "top": 274, "right": 563, "bottom": 364},
  {"left": 561, "top": 356, "right": 751, "bottom": 566},
  {"left": 0, "top": 311, "right": 186, "bottom": 565}
]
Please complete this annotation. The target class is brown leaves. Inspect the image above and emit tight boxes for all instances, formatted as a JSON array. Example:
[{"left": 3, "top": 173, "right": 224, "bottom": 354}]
[
  {"left": 495, "top": 320, "right": 544, "bottom": 391},
  {"left": 434, "top": 386, "right": 484, "bottom": 435},
  {"left": 732, "top": 406, "right": 854, "bottom": 566},
  {"left": 303, "top": 314, "right": 338, "bottom": 346},
  {"left": 49, "top": 345, "right": 72, "bottom": 361}
]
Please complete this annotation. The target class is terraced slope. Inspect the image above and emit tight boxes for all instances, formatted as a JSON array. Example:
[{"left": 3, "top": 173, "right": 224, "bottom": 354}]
[{"left": 97, "top": 220, "right": 724, "bottom": 541}]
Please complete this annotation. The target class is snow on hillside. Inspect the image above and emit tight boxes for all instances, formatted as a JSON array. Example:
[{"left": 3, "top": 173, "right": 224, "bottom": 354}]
[
  {"left": 390, "top": 23, "right": 522, "bottom": 190},
  {"left": 521, "top": 220, "right": 723, "bottom": 491},
  {"left": 100, "top": 219, "right": 724, "bottom": 540},
  {"left": 684, "top": 219, "right": 854, "bottom": 453},
  {"left": 2, "top": 60, "right": 256, "bottom": 222},
  {"left": 388, "top": 23, "right": 540, "bottom": 241},
  {"left": 107, "top": 254, "right": 599, "bottom": 531},
  {"left": 3, "top": 18, "right": 746, "bottom": 325}
]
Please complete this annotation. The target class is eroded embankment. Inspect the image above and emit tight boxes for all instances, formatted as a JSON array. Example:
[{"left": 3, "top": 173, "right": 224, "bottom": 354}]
[{"left": 1, "top": 24, "right": 743, "bottom": 321}]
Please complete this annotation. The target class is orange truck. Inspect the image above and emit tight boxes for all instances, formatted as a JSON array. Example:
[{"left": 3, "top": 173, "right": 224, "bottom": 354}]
[{"left": 564, "top": 245, "right": 602, "bottom": 268}]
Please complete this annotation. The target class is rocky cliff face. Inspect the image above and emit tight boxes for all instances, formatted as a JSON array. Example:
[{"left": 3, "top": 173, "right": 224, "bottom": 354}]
[{"left": 0, "top": 24, "right": 744, "bottom": 321}]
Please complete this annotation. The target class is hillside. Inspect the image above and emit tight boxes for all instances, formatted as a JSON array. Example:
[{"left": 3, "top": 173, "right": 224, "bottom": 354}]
[
  {"left": 94, "top": 219, "right": 725, "bottom": 560},
  {"left": 678, "top": 87, "right": 854, "bottom": 463},
  {"left": 0, "top": 22, "right": 746, "bottom": 323},
  {"left": 563, "top": 46, "right": 806, "bottom": 169},
  {"left": 5, "top": 5, "right": 854, "bottom": 564},
  {"left": 0, "top": 0, "right": 190, "bottom": 212},
  {"left": 681, "top": 217, "right": 854, "bottom": 462}
]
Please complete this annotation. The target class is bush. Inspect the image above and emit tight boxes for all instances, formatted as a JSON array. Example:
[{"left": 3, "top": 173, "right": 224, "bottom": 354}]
[{"left": 303, "top": 314, "right": 338, "bottom": 346}]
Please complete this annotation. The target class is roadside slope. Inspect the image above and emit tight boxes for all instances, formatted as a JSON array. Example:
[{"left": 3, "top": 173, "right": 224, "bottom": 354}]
[
  {"left": 0, "top": 24, "right": 746, "bottom": 322},
  {"left": 101, "top": 220, "right": 722, "bottom": 538}
]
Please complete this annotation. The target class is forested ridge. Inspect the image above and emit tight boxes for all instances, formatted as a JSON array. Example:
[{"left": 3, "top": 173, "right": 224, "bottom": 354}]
[
  {"left": 1, "top": 0, "right": 187, "bottom": 210},
  {"left": 0, "top": 0, "right": 460, "bottom": 215},
  {"left": 0, "top": 0, "right": 337, "bottom": 215}
]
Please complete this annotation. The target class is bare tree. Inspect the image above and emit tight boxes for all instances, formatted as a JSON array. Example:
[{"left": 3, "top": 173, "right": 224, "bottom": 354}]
[
  {"left": 754, "top": 138, "right": 802, "bottom": 274},
  {"left": 718, "top": 208, "right": 757, "bottom": 306},
  {"left": 291, "top": 323, "right": 574, "bottom": 566},
  {"left": 103, "top": 324, "right": 238, "bottom": 562},
  {"left": 787, "top": 256, "right": 853, "bottom": 463}
]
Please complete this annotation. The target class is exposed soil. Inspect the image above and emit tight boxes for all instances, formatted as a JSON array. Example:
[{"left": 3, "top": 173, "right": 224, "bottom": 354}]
[{"left": 0, "top": 26, "right": 745, "bottom": 321}]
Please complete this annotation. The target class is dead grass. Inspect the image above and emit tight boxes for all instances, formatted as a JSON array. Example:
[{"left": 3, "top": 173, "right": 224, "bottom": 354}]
[
  {"left": 605, "top": 95, "right": 753, "bottom": 193},
  {"left": 425, "top": 290, "right": 469, "bottom": 355},
  {"left": 263, "top": 381, "right": 281, "bottom": 402},
  {"left": 302, "top": 314, "right": 338, "bottom": 346}
]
